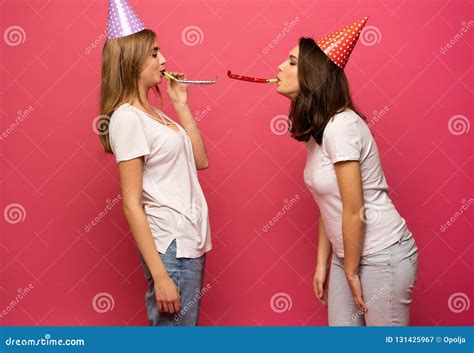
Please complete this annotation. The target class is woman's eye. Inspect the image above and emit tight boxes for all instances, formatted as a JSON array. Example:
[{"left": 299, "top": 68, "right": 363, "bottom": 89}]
[
  {"left": 289, "top": 62, "right": 296, "bottom": 66},
  {"left": 152, "top": 53, "right": 158, "bottom": 58}
]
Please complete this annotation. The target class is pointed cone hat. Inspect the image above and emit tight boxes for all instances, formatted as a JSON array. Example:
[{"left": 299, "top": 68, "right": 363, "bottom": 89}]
[
  {"left": 316, "top": 17, "right": 368, "bottom": 69},
  {"left": 106, "top": 0, "right": 146, "bottom": 40}
]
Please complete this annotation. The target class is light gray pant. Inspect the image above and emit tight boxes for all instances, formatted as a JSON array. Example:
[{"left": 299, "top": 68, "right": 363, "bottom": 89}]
[{"left": 328, "top": 231, "right": 418, "bottom": 326}]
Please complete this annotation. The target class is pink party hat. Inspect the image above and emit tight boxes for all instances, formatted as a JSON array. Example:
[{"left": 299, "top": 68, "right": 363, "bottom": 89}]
[
  {"left": 316, "top": 17, "right": 368, "bottom": 69},
  {"left": 106, "top": 0, "right": 146, "bottom": 40}
]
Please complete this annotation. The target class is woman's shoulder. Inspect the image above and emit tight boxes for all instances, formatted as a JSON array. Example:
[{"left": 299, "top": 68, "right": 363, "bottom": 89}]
[
  {"left": 110, "top": 102, "right": 134, "bottom": 119},
  {"left": 110, "top": 103, "right": 149, "bottom": 127},
  {"left": 108, "top": 103, "right": 146, "bottom": 132},
  {"left": 329, "top": 109, "right": 361, "bottom": 126},
  {"left": 324, "top": 109, "right": 361, "bottom": 135}
]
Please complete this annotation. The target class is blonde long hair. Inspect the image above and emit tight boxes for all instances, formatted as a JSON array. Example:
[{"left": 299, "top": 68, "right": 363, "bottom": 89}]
[{"left": 97, "top": 29, "right": 160, "bottom": 154}]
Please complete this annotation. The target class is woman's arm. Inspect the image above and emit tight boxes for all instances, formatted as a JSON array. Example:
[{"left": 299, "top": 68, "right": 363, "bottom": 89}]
[
  {"left": 166, "top": 72, "right": 209, "bottom": 170},
  {"left": 173, "top": 103, "right": 209, "bottom": 169},
  {"left": 118, "top": 157, "right": 181, "bottom": 314},
  {"left": 333, "top": 160, "right": 367, "bottom": 312},
  {"left": 313, "top": 216, "right": 332, "bottom": 305},
  {"left": 317, "top": 216, "right": 332, "bottom": 268}
]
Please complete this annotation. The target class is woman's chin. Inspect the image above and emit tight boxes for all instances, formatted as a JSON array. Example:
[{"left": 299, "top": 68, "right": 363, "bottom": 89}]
[{"left": 276, "top": 87, "right": 290, "bottom": 99}]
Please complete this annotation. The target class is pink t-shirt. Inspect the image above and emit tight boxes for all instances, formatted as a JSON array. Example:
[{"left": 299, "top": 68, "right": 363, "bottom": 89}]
[{"left": 304, "top": 109, "right": 409, "bottom": 257}]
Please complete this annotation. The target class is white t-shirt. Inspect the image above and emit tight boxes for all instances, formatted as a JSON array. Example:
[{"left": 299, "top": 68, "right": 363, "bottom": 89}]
[
  {"left": 108, "top": 103, "right": 212, "bottom": 258},
  {"left": 304, "top": 109, "right": 409, "bottom": 257}
]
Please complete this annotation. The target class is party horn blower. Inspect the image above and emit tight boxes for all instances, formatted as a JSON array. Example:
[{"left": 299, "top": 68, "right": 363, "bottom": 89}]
[
  {"left": 227, "top": 70, "right": 277, "bottom": 83},
  {"left": 164, "top": 71, "right": 218, "bottom": 85}
]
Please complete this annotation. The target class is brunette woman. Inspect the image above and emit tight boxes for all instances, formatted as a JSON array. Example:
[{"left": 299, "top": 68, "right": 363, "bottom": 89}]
[{"left": 275, "top": 17, "right": 418, "bottom": 326}]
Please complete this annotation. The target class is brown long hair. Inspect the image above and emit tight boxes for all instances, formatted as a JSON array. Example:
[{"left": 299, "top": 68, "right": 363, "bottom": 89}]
[
  {"left": 97, "top": 29, "right": 161, "bottom": 154},
  {"left": 289, "top": 37, "right": 364, "bottom": 145}
]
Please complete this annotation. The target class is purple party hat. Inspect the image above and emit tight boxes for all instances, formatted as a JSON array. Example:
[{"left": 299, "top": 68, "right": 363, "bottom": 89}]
[{"left": 106, "top": 0, "right": 146, "bottom": 40}]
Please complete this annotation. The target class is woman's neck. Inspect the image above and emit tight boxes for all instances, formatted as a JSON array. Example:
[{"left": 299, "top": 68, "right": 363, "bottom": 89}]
[{"left": 132, "top": 85, "right": 152, "bottom": 111}]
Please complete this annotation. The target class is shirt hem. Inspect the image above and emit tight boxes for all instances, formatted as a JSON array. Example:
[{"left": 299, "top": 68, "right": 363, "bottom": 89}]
[
  {"left": 116, "top": 150, "right": 151, "bottom": 163},
  {"left": 176, "top": 243, "right": 212, "bottom": 259},
  {"left": 332, "top": 229, "right": 410, "bottom": 258},
  {"left": 153, "top": 236, "right": 212, "bottom": 259},
  {"left": 330, "top": 155, "right": 360, "bottom": 163}
]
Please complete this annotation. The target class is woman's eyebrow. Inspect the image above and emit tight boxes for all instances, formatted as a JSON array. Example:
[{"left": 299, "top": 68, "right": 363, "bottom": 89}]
[
  {"left": 152, "top": 46, "right": 160, "bottom": 52},
  {"left": 289, "top": 55, "right": 298, "bottom": 60}
]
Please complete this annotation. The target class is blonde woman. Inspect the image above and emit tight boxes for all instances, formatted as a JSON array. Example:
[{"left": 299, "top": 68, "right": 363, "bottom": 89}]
[{"left": 97, "top": 1, "right": 211, "bottom": 326}]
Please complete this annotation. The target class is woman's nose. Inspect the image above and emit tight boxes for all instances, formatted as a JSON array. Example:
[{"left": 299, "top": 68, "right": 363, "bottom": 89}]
[{"left": 160, "top": 53, "right": 166, "bottom": 65}]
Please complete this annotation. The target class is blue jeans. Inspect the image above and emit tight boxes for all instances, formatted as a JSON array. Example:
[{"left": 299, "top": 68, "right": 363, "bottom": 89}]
[
  {"left": 139, "top": 239, "right": 206, "bottom": 326},
  {"left": 328, "top": 231, "right": 418, "bottom": 326}
]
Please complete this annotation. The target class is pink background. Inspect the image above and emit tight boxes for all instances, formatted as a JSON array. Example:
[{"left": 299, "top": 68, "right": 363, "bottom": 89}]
[{"left": 1, "top": 0, "right": 472, "bottom": 326}]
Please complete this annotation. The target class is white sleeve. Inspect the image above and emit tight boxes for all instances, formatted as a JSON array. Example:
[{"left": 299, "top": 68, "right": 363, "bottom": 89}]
[
  {"left": 323, "top": 116, "right": 362, "bottom": 163},
  {"left": 109, "top": 107, "right": 151, "bottom": 163}
]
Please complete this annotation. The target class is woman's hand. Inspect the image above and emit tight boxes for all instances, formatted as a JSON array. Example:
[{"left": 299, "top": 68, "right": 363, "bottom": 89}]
[
  {"left": 345, "top": 272, "right": 367, "bottom": 313},
  {"left": 153, "top": 275, "right": 181, "bottom": 314},
  {"left": 166, "top": 71, "right": 189, "bottom": 106},
  {"left": 313, "top": 265, "right": 328, "bottom": 306}
]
